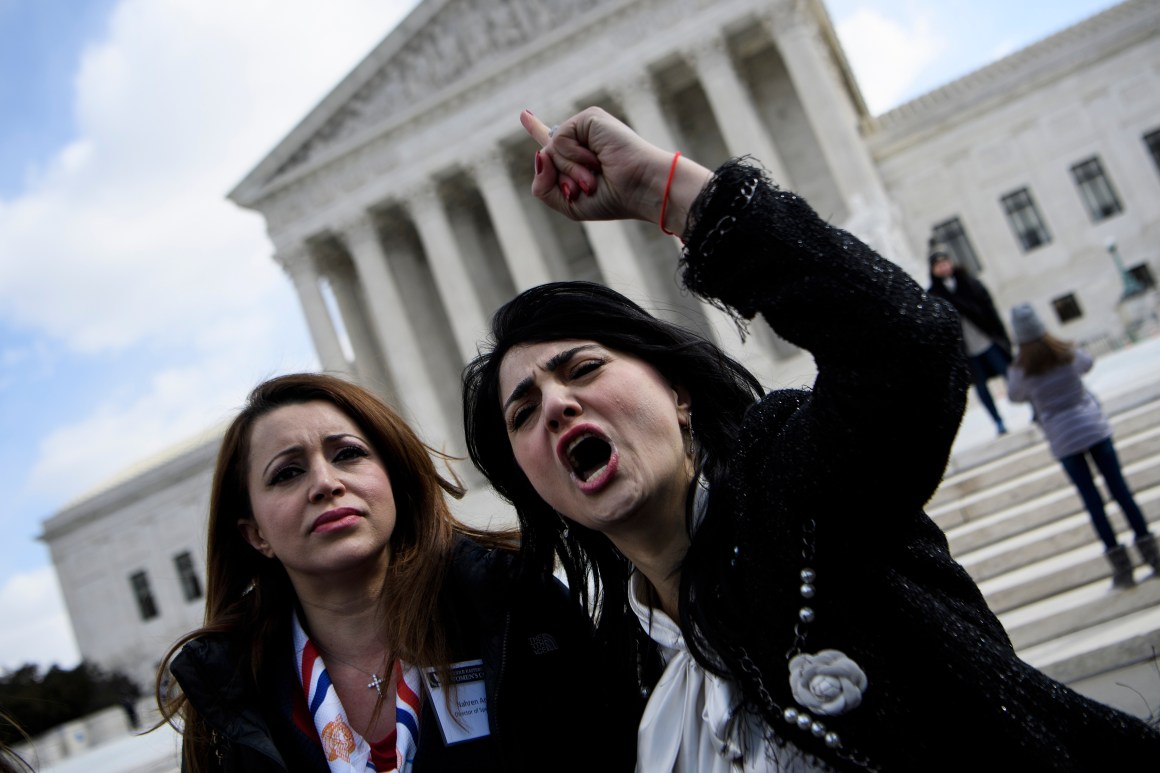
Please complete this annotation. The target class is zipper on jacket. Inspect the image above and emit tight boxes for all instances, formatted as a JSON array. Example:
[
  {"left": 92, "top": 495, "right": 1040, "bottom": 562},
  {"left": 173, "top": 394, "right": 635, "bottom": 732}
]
[{"left": 493, "top": 607, "right": 513, "bottom": 751}]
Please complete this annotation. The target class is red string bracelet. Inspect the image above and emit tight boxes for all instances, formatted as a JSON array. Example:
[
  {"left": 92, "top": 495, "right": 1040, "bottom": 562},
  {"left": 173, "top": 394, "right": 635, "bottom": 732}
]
[{"left": 659, "top": 151, "right": 682, "bottom": 236}]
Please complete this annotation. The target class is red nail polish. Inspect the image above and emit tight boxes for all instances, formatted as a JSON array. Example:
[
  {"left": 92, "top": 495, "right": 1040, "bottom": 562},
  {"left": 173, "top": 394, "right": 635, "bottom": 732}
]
[
  {"left": 535, "top": 151, "right": 543, "bottom": 175},
  {"left": 578, "top": 178, "right": 591, "bottom": 195},
  {"left": 561, "top": 181, "right": 572, "bottom": 200}
]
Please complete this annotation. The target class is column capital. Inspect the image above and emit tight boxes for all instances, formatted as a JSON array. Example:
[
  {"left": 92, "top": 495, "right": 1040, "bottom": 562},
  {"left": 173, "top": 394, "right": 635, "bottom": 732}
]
[
  {"left": 276, "top": 242, "right": 348, "bottom": 375},
  {"left": 762, "top": 0, "right": 813, "bottom": 36},
  {"left": 403, "top": 182, "right": 440, "bottom": 214},
  {"left": 471, "top": 146, "right": 555, "bottom": 290},
  {"left": 468, "top": 145, "right": 508, "bottom": 182},
  {"left": 683, "top": 34, "right": 729, "bottom": 71},
  {"left": 610, "top": 69, "right": 658, "bottom": 105},
  {"left": 273, "top": 243, "right": 316, "bottom": 278},
  {"left": 333, "top": 210, "right": 381, "bottom": 250}
]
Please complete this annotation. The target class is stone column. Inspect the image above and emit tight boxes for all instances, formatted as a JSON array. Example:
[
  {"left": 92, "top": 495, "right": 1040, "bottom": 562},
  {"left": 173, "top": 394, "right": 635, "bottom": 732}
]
[
  {"left": 614, "top": 72, "right": 680, "bottom": 150},
  {"left": 276, "top": 245, "right": 349, "bottom": 375},
  {"left": 472, "top": 149, "right": 554, "bottom": 290},
  {"left": 405, "top": 185, "right": 490, "bottom": 363},
  {"left": 337, "top": 213, "right": 452, "bottom": 443},
  {"left": 765, "top": 4, "right": 916, "bottom": 269},
  {"left": 614, "top": 71, "right": 782, "bottom": 371},
  {"left": 686, "top": 35, "right": 792, "bottom": 185},
  {"left": 326, "top": 261, "right": 395, "bottom": 397},
  {"left": 763, "top": 6, "right": 885, "bottom": 211},
  {"left": 580, "top": 220, "right": 656, "bottom": 303}
]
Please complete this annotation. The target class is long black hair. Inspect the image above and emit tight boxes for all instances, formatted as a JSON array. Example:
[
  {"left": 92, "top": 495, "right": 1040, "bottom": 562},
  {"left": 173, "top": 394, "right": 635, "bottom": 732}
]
[{"left": 463, "top": 281, "right": 763, "bottom": 667}]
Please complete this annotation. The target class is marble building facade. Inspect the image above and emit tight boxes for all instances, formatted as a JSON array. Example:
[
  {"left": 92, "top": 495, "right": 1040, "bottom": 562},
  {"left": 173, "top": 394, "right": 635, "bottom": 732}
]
[{"left": 41, "top": 0, "right": 1160, "bottom": 691}]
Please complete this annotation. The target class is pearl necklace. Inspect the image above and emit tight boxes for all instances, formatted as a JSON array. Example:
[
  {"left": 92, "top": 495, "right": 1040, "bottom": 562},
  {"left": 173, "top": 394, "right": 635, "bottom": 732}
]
[{"left": 729, "top": 515, "right": 875, "bottom": 770}]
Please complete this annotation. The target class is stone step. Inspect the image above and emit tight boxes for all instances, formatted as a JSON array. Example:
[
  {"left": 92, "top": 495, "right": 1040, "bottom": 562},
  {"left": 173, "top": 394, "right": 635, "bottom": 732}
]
[
  {"left": 1000, "top": 569, "right": 1160, "bottom": 651},
  {"left": 973, "top": 502, "right": 1160, "bottom": 614},
  {"left": 1018, "top": 603, "right": 1160, "bottom": 718},
  {"left": 945, "top": 376, "right": 1160, "bottom": 474},
  {"left": 931, "top": 422, "right": 1160, "bottom": 533},
  {"left": 960, "top": 486, "right": 1160, "bottom": 587},
  {"left": 934, "top": 379, "right": 1160, "bottom": 719},
  {"left": 940, "top": 450, "right": 1160, "bottom": 555},
  {"left": 931, "top": 400, "right": 1160, "bottom": 509}
]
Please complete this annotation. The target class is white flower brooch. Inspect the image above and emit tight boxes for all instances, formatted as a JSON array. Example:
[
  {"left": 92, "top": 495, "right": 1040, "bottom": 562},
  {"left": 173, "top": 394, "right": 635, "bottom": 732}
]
[{"left": 788, "top": 649, "right": 867, "bottom": 716}]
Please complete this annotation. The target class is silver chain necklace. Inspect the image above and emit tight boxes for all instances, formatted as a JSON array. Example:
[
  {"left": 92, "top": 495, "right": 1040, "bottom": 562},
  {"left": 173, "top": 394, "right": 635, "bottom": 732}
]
[{"left": 315, "top": 645, "right": 390, "bottom": 697}]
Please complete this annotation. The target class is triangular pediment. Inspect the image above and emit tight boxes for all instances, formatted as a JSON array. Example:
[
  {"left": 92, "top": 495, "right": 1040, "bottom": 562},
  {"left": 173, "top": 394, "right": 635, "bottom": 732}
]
[{"left": 231, "top": 0, "right": 614, "bottom": 205}]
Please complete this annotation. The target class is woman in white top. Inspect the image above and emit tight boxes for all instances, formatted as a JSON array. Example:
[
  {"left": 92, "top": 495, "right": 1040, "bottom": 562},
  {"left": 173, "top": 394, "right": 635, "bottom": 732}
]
[{"left": 462, "top": 107, "right": 1160, "bottom": 771}]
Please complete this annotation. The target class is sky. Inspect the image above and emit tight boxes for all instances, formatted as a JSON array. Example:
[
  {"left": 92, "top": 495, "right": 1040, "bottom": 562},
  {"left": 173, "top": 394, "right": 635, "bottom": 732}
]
[{"left": 0, "top": 0, "right": 1120, "bottom": 673}]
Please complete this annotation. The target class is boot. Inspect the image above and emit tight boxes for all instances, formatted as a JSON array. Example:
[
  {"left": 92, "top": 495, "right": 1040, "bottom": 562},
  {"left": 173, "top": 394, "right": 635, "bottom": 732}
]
[
  {"left": 1135, "top": 533, "right": 1160, "bottom": 578},
  {"left": 1105, "top": 544, "right": 1136, "bottom": 589}
]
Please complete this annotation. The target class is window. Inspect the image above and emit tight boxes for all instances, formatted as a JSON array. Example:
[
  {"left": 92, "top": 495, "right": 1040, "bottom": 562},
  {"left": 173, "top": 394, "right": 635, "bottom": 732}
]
[
  {"left": 930, "top": 217, "right": 982, "bottom": 273},
  {"left": 174, "top": 551, "right": 203, "bottom": 602},
  {"left": 1070, "top": 157, "right": 1122, "bottom": 221},
  {"left": 130, "top": 571, "right": 159, "bottom": 620},
  {"left": 1052, "top": 293, "right": 1083, "bottom": 324},
  {"left": 1001, "top": 188, "right": 1051, "bottom": 251},
  {"left": 1145, "top": 129, "right": 1160, "bottom": 175},
  {"left": 1128, "top": 263, "right": 1156, "bottom": 290}
]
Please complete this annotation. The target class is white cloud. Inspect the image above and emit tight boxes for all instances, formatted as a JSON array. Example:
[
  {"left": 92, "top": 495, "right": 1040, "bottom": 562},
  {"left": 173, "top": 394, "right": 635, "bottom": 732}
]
[
  {"left": 0, "top": 566, "right": 80, "bottom": 671},
  {"left": 835, "top": 7, "right": 945, "bottom": 114},
  {"left": 1, "top": 0, "right": 424, "bottom": 507},
  {"left": 0, "top": 0, "right": 422, "bottom": 669},
  {"left": 26, "top": 333, "right": 317, "bottom": 501},
  {"left": 0, "top": 0, "right": 418, "bottom": 356}
]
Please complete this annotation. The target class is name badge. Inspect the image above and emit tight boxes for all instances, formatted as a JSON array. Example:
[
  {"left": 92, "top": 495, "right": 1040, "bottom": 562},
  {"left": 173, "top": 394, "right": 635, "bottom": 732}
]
[{"left": 422, "top": 659, "right": 490, "bottom": 745}]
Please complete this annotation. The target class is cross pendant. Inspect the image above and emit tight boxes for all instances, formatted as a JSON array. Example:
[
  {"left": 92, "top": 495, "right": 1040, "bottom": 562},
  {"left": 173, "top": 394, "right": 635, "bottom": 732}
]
[{"left": 367, "top": 673, "right": 384, "bottom": 696}]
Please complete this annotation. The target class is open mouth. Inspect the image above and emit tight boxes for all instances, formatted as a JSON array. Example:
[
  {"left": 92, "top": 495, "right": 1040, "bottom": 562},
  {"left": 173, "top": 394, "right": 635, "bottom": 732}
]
[{"left": 566, "top": 435, "right": 613, "bottom": 482}]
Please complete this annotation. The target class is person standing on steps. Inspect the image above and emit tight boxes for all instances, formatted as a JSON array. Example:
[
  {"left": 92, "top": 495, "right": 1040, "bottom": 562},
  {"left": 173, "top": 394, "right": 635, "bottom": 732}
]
[
  {"left": 927, "top": 251, "right": 1012, "bottom": 435},
  {"left": 1007, "top": 303, "right": 1159, "bottom": 590}
]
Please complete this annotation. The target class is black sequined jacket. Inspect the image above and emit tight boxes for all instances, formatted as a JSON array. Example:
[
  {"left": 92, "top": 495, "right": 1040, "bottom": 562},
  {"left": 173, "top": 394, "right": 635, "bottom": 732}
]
[{"left": 670, "top": 160, "right": 1160, "bottom": 771}]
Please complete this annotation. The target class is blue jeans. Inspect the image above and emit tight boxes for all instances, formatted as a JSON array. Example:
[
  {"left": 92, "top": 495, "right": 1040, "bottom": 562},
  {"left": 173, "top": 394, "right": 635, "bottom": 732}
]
[
  {"left": 967, "top": 344, "right": 1009, "bottom": 431},
  {"left": 1059, "top": 437, "right": 1150, "bottom": 549}
]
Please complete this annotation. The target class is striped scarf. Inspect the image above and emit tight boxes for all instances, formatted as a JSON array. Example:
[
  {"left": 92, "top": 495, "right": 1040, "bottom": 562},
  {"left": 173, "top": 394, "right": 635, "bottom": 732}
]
[{"left": 293, "top": 611, "right": 423, "bottom": 772}]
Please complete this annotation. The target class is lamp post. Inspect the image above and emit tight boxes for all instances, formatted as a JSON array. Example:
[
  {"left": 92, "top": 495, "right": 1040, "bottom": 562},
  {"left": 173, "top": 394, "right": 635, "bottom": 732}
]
[
  {"left": 1105, "top": 238, "right": 1145, "bottom": 299},
  {"left": 1106, "top": 237, "right": 1157, "bottom": 343}
]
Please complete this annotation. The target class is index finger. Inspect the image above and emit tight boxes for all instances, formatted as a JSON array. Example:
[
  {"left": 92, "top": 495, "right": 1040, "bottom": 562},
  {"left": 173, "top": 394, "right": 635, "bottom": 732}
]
[{"left": 520, "top": 109, "right": 552, "bottom": 147}]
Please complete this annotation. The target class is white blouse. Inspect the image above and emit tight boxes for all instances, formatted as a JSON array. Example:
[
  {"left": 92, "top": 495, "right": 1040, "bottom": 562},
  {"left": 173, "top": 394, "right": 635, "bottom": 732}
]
[{"left": 629, "top": 571, "right": 825, "bottom": 773}]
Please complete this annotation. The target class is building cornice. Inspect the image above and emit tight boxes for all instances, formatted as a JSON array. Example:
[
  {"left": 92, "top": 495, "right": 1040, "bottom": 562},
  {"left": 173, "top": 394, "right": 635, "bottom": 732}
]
[
  {"left": 230, "top": 0, "right": 865, "bottom": 237},
  {"left": 867, "top": 0, "right": 1157, "bottom": 157},
  {"left": 228, "top": 0, "right": 630, "bottom": 209},
  {"left": 40, "top": 429, "right": 222, "bottom": 542}
]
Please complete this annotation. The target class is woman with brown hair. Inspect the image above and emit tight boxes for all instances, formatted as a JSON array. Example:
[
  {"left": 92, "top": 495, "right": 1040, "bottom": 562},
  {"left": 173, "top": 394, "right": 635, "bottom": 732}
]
[
  {"left": 1007, "top": 303, "right": 1159, "bottom": 589},
  {"left": 156, "top": 373, "right": 619, "bottom": 772}
]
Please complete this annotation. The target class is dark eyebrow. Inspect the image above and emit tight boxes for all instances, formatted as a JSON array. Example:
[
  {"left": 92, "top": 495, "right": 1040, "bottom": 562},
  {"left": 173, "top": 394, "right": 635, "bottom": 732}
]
[
  {"left": 260, "top": 433, "right": 363, "bottom": 478},
  {"left": 502, "top": 345, "right": 599, "bottom": 412},
  {"left": 262, "top": 445, "right": 302, "bottom": 479}
]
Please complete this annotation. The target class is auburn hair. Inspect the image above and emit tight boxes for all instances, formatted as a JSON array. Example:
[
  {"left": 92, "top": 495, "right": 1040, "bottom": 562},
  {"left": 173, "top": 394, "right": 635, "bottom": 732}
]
[{"left": 156, "top": 373, "right": 511, "bottom": 772}]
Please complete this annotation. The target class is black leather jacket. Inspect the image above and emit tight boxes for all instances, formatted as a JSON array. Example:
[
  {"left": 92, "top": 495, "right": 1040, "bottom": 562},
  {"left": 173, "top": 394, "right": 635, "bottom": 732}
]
[{"left": 170, "top": 538, "right": 626, "bottom": 772}]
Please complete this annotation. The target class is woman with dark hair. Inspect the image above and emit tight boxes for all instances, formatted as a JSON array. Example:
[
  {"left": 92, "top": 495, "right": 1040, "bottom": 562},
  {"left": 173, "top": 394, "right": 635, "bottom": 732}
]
[
  {"left": 1007, "top": 303, "right": 1159, "bottom": 589},
  {"left": 156, "top": 372, "right": 615, "bottom": 772},
  {"left": 928, "top": 251, "right": 1013, "bottom": 435},
  {"left": 463, "top": 107, "right": 1160, "bottom": 771}
]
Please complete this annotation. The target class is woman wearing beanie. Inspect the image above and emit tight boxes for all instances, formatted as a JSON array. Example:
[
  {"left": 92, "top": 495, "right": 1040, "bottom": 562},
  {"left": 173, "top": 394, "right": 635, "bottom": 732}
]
[
  {"left": 928, "top": 252, "right": 1012, "bottom": 435},
  {"left": 1007, "top": 303, "right": 1158, "bottom": 589}
]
